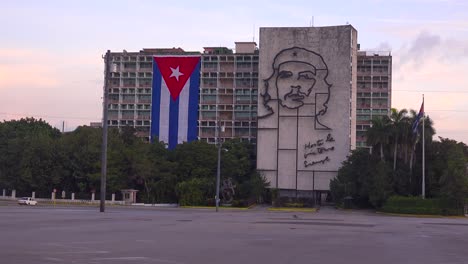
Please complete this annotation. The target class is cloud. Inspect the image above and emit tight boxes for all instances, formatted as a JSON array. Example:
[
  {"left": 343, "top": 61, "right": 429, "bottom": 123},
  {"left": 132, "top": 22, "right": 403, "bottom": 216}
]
[
  {"left": 398, "top": 31, "right": 441, "bottom": 66},
  {"left": 0, "top": 48, "right": 103, "bottom": 128},
  {"left": 389, "top": 30, "right": 468, "bottom": 144}
]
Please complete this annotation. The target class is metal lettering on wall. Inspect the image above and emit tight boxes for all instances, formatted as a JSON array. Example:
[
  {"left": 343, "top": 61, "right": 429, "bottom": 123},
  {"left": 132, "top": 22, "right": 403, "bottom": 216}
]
[{"left": 304, "top": 133, "right": 335, "bottom": 167}]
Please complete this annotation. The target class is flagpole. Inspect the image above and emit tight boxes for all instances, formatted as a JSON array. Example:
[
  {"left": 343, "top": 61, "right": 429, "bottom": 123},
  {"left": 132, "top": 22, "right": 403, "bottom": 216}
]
[{"left": 422, "top": 94, "right": 425, "bottom": 199}]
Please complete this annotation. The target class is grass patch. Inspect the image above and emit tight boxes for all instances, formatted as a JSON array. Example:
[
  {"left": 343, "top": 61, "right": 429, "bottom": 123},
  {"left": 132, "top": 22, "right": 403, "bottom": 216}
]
[
  {"left": 382, "top": 196, "right": 465, "bottom": 216},
  {"left": 268, "top": 207, "right": 317, "bottom": 212},
  {"left": 180, "top": 205, "right": 251, "bottom": 210}
]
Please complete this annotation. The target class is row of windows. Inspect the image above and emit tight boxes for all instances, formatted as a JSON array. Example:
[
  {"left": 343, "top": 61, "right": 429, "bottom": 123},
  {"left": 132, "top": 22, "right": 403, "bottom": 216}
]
[
  {"left": 119, "top": 62, "right": 152, "bottom": 69},
  {"left": 108, "top": 120, "right": 151, "bottom": 126},
  {"left": 108, "top": 94, "right": 151, "bottom": 100},
  {"left": 201, "top": 137, "right": 257, "bottom": 144},
  {"left": 108, "top": 104, "right": 151, "bottom": 110},
  {"left": 357, "top": 82, "right": 389, "bottom": 89},
  {"left": 357, "top": 76, "right": 389, "bottom": 81},
  {"left": 357, "top": 111, "right": 389, "bottom": 120},
  {"left": 201, "top": 72, "right": 258, "bottom": 78},
  {"left": 109, "top": 88, "right": 152, "bottom": 94},
  {"left": 200, "top": 89, "right": 258, "bottom": 95},
  {"left": 199, "top": 121, "right": 257, "bottom": 127},
  {"left": 110, "top": 80, "right": 152, "bottom": 87},
  {"left": 202, "top": 56, "right": 258, "bottom": 62},
  {"left": 200, "top": 127, "right": 257, "bottom": 136},
  {"left": 357, "top": 59, "right": 390, "bottom": 65},
  {"left": 357, "top": 92, "right": 389, "bottom": 98},
  {"left": 357, "top": 124, "right": 371, "bottom": 130},
  {"left": 112, "top": 56, "right": 153, "bottom": 62},
  {"left": 111, "top": 72, "right": 152, "bottom": 78},
  {"left": 357, "top": 66, "right": 390, "bottom": 73},
  {"left": 357, "top": 109, "right": 389, "bottom": 114},
  {"left": 200, "top": 112, "right": 257, "bottom": 118}
]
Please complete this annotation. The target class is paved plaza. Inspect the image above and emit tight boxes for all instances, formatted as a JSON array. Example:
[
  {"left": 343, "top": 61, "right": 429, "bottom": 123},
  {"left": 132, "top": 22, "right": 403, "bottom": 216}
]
[{"left": 1, "top": 202, "right": 467, "bottom": 264}]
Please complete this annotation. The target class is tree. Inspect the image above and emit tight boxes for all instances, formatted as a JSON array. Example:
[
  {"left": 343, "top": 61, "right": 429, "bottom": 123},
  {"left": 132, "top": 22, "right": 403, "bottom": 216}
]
[
  {"left": 0, "top": 118, "right": 62, "bottom": 196},
  {"left": 366, "top": 116, "right": 391, "bottom": 161},
  {"left": 389, "top": 108, "right": 408, "bottom": 171},
  {"left": 330, "top": 149, "right": 373, "bottom": 207},
  {"left": 58, "top": 126, "right": 102, "bottom": 197},
  {"left": 368, "top": 161, "right": 393, "bottom": 207},
  {"left": 436, "top": 139, "right": 468, "bottom": 209}
]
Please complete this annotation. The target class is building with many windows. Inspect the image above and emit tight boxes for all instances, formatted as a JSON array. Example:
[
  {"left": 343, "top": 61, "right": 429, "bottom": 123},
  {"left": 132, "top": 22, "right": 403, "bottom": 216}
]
[
  {"left": 103, "top": 42, "right": 391, "bottom": 149},
  {"left": 198, "top": 42, "right": 259, "bottom": 144},
  {"left": 356, "top": 50, "right": 392, "bottom": 148}
]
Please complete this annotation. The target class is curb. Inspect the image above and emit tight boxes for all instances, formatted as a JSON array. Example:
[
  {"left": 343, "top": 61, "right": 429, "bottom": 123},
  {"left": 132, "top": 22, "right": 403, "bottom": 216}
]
[
  {"left": 180, "top": 205, "right": 250, "bottom": 210},
  {"left": 268, "top": 207, "right": 317, "bottom": 213},
  {"left": 376, "top": 211, "right": 467, "bottom": 219}
]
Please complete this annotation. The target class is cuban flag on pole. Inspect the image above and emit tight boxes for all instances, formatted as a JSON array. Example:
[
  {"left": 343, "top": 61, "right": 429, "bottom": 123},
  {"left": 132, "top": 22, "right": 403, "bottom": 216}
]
[
  {"left": 412, "top": 100, "right": 424, "bottom": 134},
  {"left": 151, "top": 56, "right": 200, "bottom": 149}
]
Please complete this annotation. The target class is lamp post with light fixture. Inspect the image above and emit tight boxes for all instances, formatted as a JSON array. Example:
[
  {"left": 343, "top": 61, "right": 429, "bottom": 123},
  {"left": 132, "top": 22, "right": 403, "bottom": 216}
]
[{"left": 215, "top": 121, "right": 225, "bottom": 212}]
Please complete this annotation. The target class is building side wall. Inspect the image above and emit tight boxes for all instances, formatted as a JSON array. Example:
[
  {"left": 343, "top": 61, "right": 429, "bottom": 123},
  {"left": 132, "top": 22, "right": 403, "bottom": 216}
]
[
  {"left": 107, "top": 53, "right": 154, "bottom": 140},
  {"left": 198, "top": 51, "right": 258, "bottom": 144},
  {"left": 356, "top": 52, "right": 392, "bottom": 148},
  {"left": 257, "top": 26, "right": 357, "bottom": 192}
]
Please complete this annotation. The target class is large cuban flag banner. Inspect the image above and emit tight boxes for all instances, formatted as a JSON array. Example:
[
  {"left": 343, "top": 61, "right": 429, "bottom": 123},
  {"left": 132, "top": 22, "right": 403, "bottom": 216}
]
[{"left": 151, "top": 56, "right": 201, "bottom": 149}]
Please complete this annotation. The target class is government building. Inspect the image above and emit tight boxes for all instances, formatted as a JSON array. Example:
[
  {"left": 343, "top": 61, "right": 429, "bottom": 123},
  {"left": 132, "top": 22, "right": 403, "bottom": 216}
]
[{"left": 102, "top": 25, "right": 392, "bottom": 198}]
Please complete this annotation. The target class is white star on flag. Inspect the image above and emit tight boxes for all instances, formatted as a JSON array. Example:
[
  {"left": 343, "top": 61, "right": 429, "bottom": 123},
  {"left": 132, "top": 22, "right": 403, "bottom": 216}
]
[{"left": 169, "top": 66, "right": 184, "bottom": 81}]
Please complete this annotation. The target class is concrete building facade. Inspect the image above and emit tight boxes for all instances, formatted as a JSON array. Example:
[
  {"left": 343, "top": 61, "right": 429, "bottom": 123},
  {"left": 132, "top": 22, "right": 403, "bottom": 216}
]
[
  {"left": 256, "top": 26, "right": 358, "bottom": 197},
  {"left": 103, "top": 29, "right": 391, "bottom": 162},
  {"left": 356, "top": 50, "right": 392, "bottom": 148},
  {"left": 198, "top": 42, "right": 259, "bottom": 144}
]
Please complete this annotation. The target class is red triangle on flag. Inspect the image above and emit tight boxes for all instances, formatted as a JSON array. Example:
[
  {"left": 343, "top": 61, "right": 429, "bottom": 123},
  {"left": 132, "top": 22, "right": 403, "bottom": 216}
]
[{"left": 154, "top": 57, "right": 200, "bottom": 101}]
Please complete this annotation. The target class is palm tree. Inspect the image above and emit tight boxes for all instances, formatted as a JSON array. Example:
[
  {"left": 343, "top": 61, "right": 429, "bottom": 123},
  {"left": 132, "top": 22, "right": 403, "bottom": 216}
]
[
  {"left": 408, "top": 110, "right": 436, "bottom": 172},
  {"left": 367, "top": 116, "right": 391, "bottom": 161},
  {"left": 389, "top": 108, "right": 408, "bottom": 171}
]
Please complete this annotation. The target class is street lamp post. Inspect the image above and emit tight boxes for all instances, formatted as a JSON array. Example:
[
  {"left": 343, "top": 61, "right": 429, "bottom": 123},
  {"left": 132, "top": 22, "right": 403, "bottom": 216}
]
[
  {"left": 215, "top": 122, "right": 224, "bottom": 212},
  {"left": 100, "top": 50, "right": 110, "bottom": 213}
]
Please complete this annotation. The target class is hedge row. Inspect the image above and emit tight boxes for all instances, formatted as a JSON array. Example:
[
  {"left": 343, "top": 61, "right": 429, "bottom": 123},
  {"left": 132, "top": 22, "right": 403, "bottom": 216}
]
[{"left": 381, "top": 196, "right": 465, "bottom": 216}]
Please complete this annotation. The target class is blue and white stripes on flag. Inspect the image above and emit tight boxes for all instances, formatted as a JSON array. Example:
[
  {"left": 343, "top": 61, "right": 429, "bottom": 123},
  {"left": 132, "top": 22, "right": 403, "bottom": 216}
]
[
  {"left": 150, "top": 56, "right": 200, "bottom": 149},
  {"left": 412, "top": 101, "right": 424, "bottom": 134}
]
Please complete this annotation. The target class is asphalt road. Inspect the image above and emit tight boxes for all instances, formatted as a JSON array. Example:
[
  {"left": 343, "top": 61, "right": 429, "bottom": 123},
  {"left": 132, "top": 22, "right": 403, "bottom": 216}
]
[{"left": 1, "top": 203, "right": 468, "bottom": 264}]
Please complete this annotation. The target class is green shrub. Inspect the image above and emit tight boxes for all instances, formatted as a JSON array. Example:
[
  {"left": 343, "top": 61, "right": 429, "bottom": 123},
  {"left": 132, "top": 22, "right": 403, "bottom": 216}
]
[
  {"left": 176, "top": 178, "right": 213, "bottom": 206},
  {"left": 272, "top": 197, "right": 315, "bottom": 208},
  {"left": 382, "top": 196, "right": 464, "bottom": 216},
  {"left": 284, "top": 203, "right": 304, "bottom": 208}
]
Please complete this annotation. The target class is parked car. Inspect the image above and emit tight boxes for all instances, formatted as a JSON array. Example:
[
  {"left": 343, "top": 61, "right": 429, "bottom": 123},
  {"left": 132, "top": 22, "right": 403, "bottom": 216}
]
[{"left": 18, "top": 197, "right": 37, "bottom": 206}]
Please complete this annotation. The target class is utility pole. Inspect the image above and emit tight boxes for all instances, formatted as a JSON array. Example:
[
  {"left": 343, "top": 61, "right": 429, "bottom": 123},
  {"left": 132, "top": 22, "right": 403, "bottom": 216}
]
[
  {"left": 100, "top": 50, "right": 110, "bottom": 212},
  {"left": 215, "top": 121, "right": 221, "bottom": 212},
  {"left": 422, "top": 94, "right": 425, "bottom": 199}
]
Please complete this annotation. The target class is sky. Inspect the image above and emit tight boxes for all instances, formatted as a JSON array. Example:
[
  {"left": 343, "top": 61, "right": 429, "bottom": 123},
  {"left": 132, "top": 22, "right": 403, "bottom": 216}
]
[{"left": 1, "top": 0, "right": 468, "bottom": 143}]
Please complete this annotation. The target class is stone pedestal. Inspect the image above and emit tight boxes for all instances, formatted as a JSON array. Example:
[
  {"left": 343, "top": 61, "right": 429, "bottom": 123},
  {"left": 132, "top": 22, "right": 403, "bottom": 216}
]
[
  {"left": 51, "top": 192, "right": 56, "bottom": 200},
  {"left": 2, "top": 189, "right": 5, "bottom": 197},
  {"left": 11, "top": 190, "right": 16, "bottom": 199},
  {"left": 91, "top": 193, "right": 95, "bottom": 201},
  {"left": 111, "top": 193, "right": 115, "bottom": 202},
  {"left": 71, "top": 193, "right": 75, "bottom": 200},
  {"left": 32, "top": 192, "right": 35, "bottom": 199}
]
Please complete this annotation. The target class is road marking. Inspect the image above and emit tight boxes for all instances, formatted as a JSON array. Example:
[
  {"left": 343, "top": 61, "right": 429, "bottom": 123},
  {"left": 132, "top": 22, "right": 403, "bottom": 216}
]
[
  {"left": 54, "top": 250, "right": 110, "bottom": 254},
  {"left": 92, "top": 257, "right": 185, "bottom": 264},
  {"left": 43, "top": 257, "right": 63, "bottom": 262},
  {"left": 92, "top": 257, "right": 148, "bottom": 260}
]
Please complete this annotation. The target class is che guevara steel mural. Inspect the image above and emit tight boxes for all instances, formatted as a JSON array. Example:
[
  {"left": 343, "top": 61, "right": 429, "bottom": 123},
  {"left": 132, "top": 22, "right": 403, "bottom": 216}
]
[{"left": 258, "top": 47, "right": 336, "bottom": 168}]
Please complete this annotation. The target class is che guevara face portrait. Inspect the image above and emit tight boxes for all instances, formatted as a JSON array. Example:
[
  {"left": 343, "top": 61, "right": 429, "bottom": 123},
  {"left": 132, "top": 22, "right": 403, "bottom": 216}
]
[
  {"left": 259, "top": 47, "right": 332, "bottom": 123},
  {"left": 276, "top": 61, "right": 317, "bottom": 109}
]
